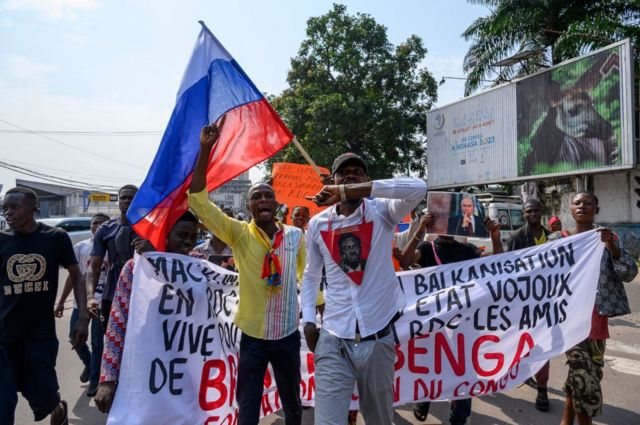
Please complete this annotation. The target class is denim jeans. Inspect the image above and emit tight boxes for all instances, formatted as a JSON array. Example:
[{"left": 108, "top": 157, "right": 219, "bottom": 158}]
[
  {"left": 236, "top": 330, "right": 302, "bottom": 425},
  {"left": 69, "top": 307, "right": 104, "bottom": 384},
  {"left": 69, "top": 308, "right": 91, "bottom": 368}
]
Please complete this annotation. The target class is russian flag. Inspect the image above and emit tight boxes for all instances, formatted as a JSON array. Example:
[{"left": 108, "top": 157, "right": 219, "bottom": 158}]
[{"left": 127, "top": 22, "right": 293, "bottom": 250}]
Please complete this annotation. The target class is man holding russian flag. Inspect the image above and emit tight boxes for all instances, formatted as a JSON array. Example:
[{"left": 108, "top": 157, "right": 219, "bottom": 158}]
[
  {"left": 189, "top": 122, "right": 306, "bottom": 425},
  {"left": 126, "top": 21, "right": 306, "bottom": 424}
]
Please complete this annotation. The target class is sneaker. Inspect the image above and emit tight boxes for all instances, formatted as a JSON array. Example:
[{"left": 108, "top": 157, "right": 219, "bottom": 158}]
[
  {"left": 80, "top": 365, "right": 90, "bottom": 383},
  {"left": 87, "top": 380, "right": 99, "bottom": 397},
  {"left": 535, "top": 388, "right": 550, "bottom": 411}
]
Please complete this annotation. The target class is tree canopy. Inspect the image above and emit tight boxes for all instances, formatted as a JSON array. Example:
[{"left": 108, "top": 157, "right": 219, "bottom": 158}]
[
  {"left": 270, "top": 4, "right": 438, "bottom": 179},
  {"left": 462, "top": 0, "right": 640, "bottom": 95}
]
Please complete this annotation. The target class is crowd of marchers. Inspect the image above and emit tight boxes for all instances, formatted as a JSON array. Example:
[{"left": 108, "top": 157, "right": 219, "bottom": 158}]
[{"left": 1, "top": 121, "right": 636, "bottom": 425}]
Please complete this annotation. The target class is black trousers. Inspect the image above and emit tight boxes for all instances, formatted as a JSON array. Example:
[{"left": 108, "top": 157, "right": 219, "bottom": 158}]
[
  {"left": 0, "top": 339, "right": 61, "bottom": 424},
  {"left": 236, "top": 330, "right": 302, "bottom": 425}
]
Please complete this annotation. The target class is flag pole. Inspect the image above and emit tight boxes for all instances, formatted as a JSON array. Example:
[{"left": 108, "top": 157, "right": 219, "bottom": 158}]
[{"left": 292, "top": 138, "right": 323, "bottom": 176}]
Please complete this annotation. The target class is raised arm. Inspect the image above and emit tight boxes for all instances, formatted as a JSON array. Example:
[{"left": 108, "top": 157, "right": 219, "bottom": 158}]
[
  {"left": 190, "top": 118, "right": 225, "bottom": 194},
  {"left": 485, "top": 218, "right": 504, "bottom": 254},
  {"left": 188, "top": 119, "right": 245, "bottom": 247},
  {"left": 399, "top": 213, "right": 432, "bottom": 269},
  {"left": 308, "top": 178, "right": 427, "bottom": 223}
]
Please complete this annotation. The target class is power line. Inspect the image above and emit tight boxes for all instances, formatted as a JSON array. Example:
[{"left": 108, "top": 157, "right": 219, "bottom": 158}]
[
  {"left": 0, "top": 156, "right": 139, "bottom": 183},
  {"left": 0, "top": 160, "right": 120, "bottom": 191},
  {"left": 0, "top": 118, "right": 146, "bottom": 170},
  {"left": 0, "top": 129, "right": 162, "bottom": 136}
]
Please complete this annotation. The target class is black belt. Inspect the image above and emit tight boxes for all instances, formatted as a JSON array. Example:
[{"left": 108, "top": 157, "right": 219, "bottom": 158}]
[{"left": 349, "top": 325, "right": 391, "bottom": 342}]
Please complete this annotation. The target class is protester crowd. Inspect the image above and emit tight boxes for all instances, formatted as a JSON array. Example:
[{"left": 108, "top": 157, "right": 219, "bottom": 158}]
[{"left": 0, "top": 120, "right": 637, "bottom": 425}]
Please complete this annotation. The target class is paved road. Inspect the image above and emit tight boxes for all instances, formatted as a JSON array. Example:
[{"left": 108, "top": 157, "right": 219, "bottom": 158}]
[{"left": 15, "top": 272, "right": 640, "bottom": 424}]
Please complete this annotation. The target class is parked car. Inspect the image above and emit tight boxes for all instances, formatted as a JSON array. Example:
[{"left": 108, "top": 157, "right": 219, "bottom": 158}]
[{"left": 39, "top": 216, "right": 94, "bottom": 245}]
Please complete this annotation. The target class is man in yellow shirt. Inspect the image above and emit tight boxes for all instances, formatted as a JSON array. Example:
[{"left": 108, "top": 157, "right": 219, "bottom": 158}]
[{"left": 189, "top": 122, "right": 306, "bottom": 425}]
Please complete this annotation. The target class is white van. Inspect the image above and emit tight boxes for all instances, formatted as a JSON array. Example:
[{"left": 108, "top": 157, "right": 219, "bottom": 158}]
[{"left": 469, "top": 193, "right": 524, "bottom": 253}]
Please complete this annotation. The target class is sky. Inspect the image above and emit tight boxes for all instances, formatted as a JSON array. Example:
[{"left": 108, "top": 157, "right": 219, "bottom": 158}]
[{"left": 0, "top": 0, "right": 490, "bottom": 195}]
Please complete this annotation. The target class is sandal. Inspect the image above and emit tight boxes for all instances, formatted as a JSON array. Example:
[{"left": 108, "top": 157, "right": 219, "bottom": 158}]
[{"left": 413, "top": 402, "right": 430, "bottom": 422}]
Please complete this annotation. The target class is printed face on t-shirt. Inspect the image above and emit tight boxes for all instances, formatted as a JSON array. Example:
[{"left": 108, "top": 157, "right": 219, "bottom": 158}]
[{"left": 339, "top": 234, "right": 362, "bottom": 267}]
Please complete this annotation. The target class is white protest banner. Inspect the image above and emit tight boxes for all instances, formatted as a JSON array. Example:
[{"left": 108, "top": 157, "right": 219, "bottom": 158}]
[
  {"left": 106, "top": 254, "right": 242, "bottom": 425},
  {"left": 391, "top": 229, "right": 603, "bottom": 402},
  {"left": 108, "top": 230, "right": 604, "bottom": 424}
]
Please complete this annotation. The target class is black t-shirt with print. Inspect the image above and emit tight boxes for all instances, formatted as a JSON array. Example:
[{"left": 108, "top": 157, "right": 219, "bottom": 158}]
[
  {"left": 0, "top": 223, "right": 77, "bottom": 341},
  {"left": 416, "top": 238, "right": 481, "bottom": 268}
]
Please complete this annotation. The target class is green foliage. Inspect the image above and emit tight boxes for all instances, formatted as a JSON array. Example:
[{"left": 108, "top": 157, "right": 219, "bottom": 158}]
[
  {"left": 268, "top": 4, "right": 438, "bottom": 179},
  {"left": 463, "top": 0, "right": 640, "bottom": 95},
  {"left": 531, "top": 160, "right": 603, "bottom": 175},
  {"left": 516, "top": 46, "right": 624, "bottom": 175},
  {"left": 517, "top": 113, "right": 547, "bottom": 174}
]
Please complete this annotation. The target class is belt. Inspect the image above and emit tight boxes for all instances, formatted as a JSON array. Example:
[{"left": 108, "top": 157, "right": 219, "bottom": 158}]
[{"left": 350, "top": 325, "right": 391, "bottom": 342}]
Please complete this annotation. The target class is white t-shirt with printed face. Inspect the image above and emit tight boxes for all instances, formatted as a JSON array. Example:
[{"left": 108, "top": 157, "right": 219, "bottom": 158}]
[{"left": 72, "top": 238, "right": 109, "bottom": 307}]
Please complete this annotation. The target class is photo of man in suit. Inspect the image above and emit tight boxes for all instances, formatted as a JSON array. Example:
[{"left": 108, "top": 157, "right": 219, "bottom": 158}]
[
  {"left": 447, "top": 195, "right": 488, "bottom": 237},
  {"left": 338, "top": 233, "right": 367, "bottom": 273}
]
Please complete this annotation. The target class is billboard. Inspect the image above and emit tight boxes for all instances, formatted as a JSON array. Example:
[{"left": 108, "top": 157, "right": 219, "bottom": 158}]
[{"left": 427, "top": 39, "right": 635, "bottom": 188}]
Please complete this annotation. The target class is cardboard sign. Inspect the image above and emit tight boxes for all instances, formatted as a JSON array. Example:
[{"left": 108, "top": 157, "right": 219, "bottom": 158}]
[{"left": 272, "top": 162, "right": 330, "bottom": 218}]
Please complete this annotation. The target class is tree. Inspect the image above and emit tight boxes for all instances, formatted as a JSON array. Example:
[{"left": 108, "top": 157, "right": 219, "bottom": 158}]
[
  {"left": 270, "top": 4, "right": 438, "bottom": 179},
  {"left": 462, "top": 0, "right": 640, "bottom": 95}
]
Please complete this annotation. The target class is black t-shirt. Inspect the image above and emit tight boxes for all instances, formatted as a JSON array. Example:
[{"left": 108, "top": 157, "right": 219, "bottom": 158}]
[
  {"left": 416, "top": 238, "right": 481, "bottom": 268},
  {"left": 0, "top": 223, "right": 77, "bottom": 341}
]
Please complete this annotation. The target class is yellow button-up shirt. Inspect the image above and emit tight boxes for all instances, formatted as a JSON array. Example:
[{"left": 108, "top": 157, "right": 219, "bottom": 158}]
[{"left": 189, "top": 190, "right": 305, "bottom": 340}]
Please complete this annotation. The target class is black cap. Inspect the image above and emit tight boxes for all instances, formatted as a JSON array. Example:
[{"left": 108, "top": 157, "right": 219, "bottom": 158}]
[{"left": 331, "top": 152, "right": 368, "bottom": 175}]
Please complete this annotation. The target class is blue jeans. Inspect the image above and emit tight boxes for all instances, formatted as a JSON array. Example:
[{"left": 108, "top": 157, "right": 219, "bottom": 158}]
[
  {"left": 69, "top": 308, "right": 103, "bottom": 384},
  {"left": 236, "top": 330, "right": 302, "bottom": 425}
]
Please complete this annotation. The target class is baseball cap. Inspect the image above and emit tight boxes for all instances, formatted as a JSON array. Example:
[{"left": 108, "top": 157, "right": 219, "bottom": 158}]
[
  {"left": 548, "top": 216, "right": 560, "bottom": 226},
  {"left": 331, "top": 152, "right": 368, "bottom": 175}
]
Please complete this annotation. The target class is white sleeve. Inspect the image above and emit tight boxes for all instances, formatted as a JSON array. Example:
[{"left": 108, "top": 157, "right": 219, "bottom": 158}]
[
  {"left": 300, "top": 225, "right": 324, "bottom": 325},
  {"left": 371, "top": 178, "right": 427, "bottom": 224},
  {"left": 73, "top": 242, "right": 87, "bottom": 276}
]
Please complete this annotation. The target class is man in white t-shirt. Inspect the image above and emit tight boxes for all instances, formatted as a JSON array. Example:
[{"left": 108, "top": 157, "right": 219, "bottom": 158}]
[{"left": 55, "top": 213, "right": 110, "bottom": 397}]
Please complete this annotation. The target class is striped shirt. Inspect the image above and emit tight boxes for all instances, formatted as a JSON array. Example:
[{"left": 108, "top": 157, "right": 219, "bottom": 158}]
[{"left": 189, "top": 189, "right": 305, "bottom": 340}]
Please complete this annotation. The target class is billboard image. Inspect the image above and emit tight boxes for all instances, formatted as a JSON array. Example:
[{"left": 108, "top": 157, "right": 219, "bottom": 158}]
[
  {"left": 518, "top": 46, "right": 623, "bottom": 176},
  {"left": 427, "top": 39, "right": 635, "bottom": 188},
  {"left": 426, "top": 86, "right": 517, "bottom": 188}
]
